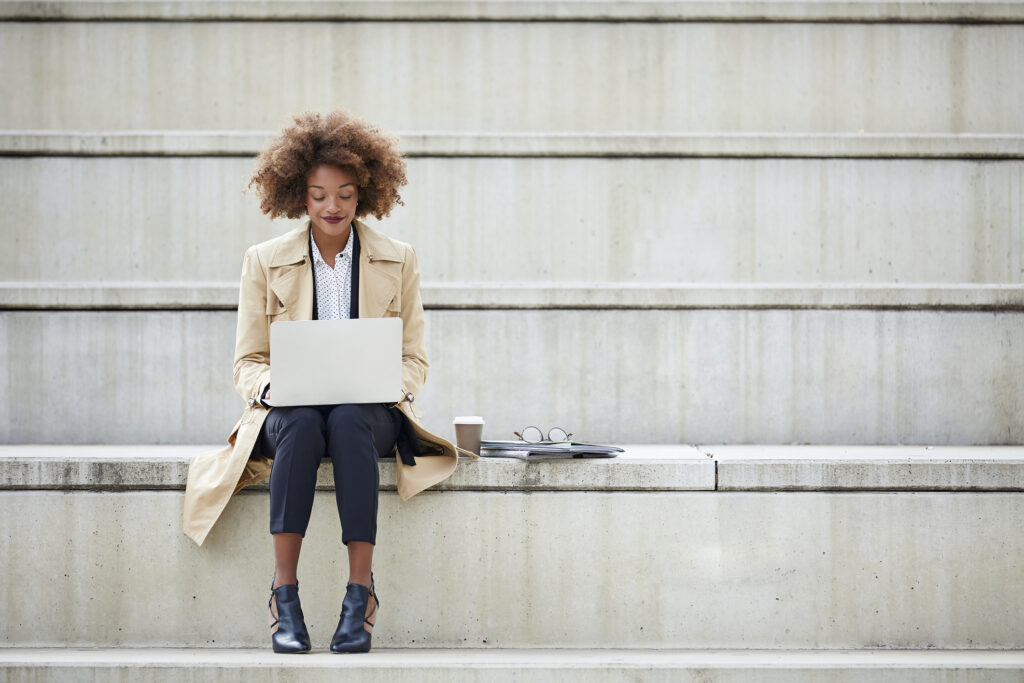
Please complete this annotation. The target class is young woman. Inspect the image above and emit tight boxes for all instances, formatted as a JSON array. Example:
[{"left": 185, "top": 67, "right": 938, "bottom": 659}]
[{"left": 183, "top": 110, "right": 464, "bottom": 654}]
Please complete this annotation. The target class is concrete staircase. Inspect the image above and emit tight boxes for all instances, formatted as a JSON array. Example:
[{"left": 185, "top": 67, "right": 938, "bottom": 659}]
[
  {"left": 2, "top": 445, "right": 1024, "bottom": 680},
  {"left": 1, "top": 0, "right": 1023, "bottom": 679},
  {"left": 5, "top": 648, "right": 1024, "bottom": 682}
]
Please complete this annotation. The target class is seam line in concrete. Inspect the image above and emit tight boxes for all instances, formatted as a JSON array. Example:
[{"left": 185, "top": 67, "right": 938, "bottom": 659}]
[
  {"left": 3, "top": 2, "right": 1024, "bottom": 23},
  {"left": 3, "top": 485, "right": 1021, "bottom": 493},
  {"left": 3, "top": 132, "right": 1024, "bottom": 159},
  {"left": 3, "top": 283, "right": 1023, "bottom": 311}
]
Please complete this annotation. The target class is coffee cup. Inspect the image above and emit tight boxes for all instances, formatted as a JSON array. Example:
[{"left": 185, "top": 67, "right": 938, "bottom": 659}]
[{"left": 452, "top": 416, "right": 485, "bottom": 456}]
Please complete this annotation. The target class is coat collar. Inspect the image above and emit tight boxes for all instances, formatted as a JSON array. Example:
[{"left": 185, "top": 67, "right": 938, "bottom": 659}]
[{"left": 264, "top": 220, "right": 404, "bottom": 320}]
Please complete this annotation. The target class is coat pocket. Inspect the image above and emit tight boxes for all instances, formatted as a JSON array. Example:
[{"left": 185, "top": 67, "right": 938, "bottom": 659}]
[
  {"left": 266, "top": 296, "right": 287, "bottom": 317},
  {"left": 385, "top": 294, "right": 401, "bottom": 317}
]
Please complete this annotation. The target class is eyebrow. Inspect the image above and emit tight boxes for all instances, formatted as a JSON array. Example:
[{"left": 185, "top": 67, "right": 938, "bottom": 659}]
[{"left": 308, "top": 183, "right": 355, "bottom": 189}]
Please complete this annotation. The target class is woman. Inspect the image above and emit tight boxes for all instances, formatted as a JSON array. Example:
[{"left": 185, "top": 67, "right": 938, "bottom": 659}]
[{"left": 183, "top": 110, "right": 465, "bottom": 654}]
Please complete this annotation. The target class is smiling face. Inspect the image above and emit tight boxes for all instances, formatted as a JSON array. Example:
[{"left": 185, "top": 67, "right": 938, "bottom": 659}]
[{"left": 306, "top": 164, "right": 360, "bottom": 243}]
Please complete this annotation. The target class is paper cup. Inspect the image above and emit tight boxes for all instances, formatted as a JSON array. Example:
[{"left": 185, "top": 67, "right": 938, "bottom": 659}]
[{"left": 452, "top": 416, "right": 485, "bottom": 456}]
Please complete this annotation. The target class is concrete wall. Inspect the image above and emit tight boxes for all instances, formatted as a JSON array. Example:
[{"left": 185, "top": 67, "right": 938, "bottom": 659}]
[
  {"left": 2, "top": 4, "right": 1022, "bottom": 448},
  {"left": 2, "top": 22, "right": 1023, "bottom": 133},
  {"left": 2, "top": 309, "right": 1021, "bottom": 445},
  {"left": 3, "top": 156, "right": 1023, "bottom": 284},
  {"left": 2, "top": 488, "right": 1022, "bottom": 648}
]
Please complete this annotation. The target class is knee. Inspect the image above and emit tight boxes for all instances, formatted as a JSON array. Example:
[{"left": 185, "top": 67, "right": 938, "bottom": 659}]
[
  {"left": 325, "top": 404, "right": 373, "bottom": 438},
  {"left": 276, "top": 407, "right": 324, "bottom": 434},
  {"left": 269, "top": 407, "right": 326, "bottom": 457}
]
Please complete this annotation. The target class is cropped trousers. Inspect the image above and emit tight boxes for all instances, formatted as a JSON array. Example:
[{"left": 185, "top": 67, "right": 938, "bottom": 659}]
[{"left": 260, "top": 403, "right": 401, "bottom": 545}]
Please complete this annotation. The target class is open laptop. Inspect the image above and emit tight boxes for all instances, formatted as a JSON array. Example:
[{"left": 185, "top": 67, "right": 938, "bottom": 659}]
[{"left": 267, "top": 318, "right": 403, "bottom": 406}]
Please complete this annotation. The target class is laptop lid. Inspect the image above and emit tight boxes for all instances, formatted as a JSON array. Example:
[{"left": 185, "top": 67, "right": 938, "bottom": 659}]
[{"left": 268, "top": 318, "right": 403, "bottom": 406}]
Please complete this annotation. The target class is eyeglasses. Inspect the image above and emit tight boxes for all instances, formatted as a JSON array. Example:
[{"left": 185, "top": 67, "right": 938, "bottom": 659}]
[{"left": 514, "top": 426, "right": 573, "bottom": 443}]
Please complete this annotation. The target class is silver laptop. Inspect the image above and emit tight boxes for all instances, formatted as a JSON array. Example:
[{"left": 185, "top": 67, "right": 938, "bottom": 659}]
[{"left": 267, "top": 318, "right": 403, "bottom": 406}]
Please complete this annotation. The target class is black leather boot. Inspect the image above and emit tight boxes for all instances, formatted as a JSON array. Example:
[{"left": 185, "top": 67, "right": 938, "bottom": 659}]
[
  {"left": 330, "top": 576, "right": 378, "bottom": 653},
  {"left": 269, "top": 583, "right": 312, "bottom": 653}
]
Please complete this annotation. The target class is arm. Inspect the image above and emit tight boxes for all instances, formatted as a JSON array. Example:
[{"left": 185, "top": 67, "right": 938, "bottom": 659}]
[
  {"left": 232, "top": 245, "right": 272, "bottom": 405},
  {"left": 398, "top": 244, "right": 429, "bottom": 402}
]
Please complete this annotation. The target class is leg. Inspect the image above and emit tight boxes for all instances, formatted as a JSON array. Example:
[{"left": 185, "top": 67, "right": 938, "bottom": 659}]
[
  {"left": 261, "top": 406, "right": 326, "bottom": 651},
  {"left": 273, "top": 534, "right": 303, "bottom": 589},
  {"left": 325, "top": 404, "right": 400, "bottom": 650},
  {"left": 324, "top": 403, "right": 398, "bottom": 549},
  {"left": 347, "top": 541, "right": 374, "bottom": 590},
  {"left": 264, "top": 406, "right": 328, "bottom": 544}
]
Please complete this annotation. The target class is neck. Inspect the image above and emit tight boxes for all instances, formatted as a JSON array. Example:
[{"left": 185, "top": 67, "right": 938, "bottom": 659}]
[{"left": 311, "top": 223, "right": 352, "bottom": 263}]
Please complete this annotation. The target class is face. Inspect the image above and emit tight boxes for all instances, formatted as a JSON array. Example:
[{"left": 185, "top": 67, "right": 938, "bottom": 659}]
[{"left": 306, "top": 165, "right": 359, "bottom": 240}]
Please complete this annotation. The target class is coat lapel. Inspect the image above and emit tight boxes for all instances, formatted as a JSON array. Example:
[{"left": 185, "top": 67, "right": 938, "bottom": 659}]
[
  {"left": 265, "top": 221, "right": 403, "bottom": 322},
  {"left": 355, "top": 221, "right": 402, "bottom": 319},
  {"left": 266, "top": 226, "right": 313, "bottom": 322}
]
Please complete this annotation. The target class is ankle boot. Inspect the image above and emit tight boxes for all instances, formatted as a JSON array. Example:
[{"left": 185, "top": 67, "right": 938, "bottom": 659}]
[
  {"left": 330, "top": 577, "right": 378, "bottom": 653},
  {"left": 269, "top": 583, "right": 311, "bottom": 653}
]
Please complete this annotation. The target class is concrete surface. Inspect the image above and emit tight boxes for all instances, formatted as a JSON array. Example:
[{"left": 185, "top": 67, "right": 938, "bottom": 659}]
[
  {"left": 2, "top": 23, "right": 1022, "bottom": 132},
  {"left": 3, "top": 157, "right": 1023, "bottom": 284},
  {"left": 7, "top": 131, "right": 1024, "bottom": 158},
  {"left": 0, "top": 444, "right": 717, "bottom": 491},
  {"left": 4, "top": 283, "right": 1024, "bottom": 311},
  {"left": 4, "top": 0, "right": 1024, "bottom": 22},
  {"left": 2, "top": 309, "right": 1022, "bottom": 445},
  {"left": 2, "top": 648, "right": 1024, "bottom": 682},
  {"left": 708, "top": 445, "right": 1024, "bottom": 490},
  {"left": 1, "top": 489, "right": 1022, "bottom": 648},
  {"left": 4, "top": 445, "right": 1023, "bottom": 491},
  {"left": 3, "top": 445, "right": 1023, "bottom": 491}
]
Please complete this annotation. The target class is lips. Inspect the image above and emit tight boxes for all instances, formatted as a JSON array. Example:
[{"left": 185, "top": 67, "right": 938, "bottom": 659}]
[{"left": 322, "top": 216, "right": 343, "bottom": 224}]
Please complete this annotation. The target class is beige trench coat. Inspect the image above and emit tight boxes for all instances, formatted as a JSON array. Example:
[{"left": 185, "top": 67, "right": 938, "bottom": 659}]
[{"left": 183, "top": 221, "right": 466, "bottom": 546}]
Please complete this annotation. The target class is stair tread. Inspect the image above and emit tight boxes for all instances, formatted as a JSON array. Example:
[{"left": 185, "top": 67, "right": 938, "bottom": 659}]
[
  {"left": 4, "top": 131, "right": 1023, "bottom": 159},
  {"left": 4, "top": 648, "right": 1024, "bottom": 669},
  {"left": 2, "top": 445, "right": 1023, "bottom": 491},
  {"left": 4, "top": 282, "right": 1024, "bottom": 311},
  {"left": 3, "top": 1, "right": 1024, "bottom": 23}
]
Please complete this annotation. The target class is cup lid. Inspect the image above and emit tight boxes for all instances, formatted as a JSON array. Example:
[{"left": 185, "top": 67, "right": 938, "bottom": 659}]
[{"left": 452, "top": 416, "right": 485, "bottom": 424}]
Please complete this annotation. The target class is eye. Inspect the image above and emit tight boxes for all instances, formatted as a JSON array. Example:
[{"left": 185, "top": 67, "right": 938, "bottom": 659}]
[
  {"left": 312, "top": 195, "right": 326, "bottom": 201},
  {"left": 340, "top": 195, "right": 353, "bottom": 201}
]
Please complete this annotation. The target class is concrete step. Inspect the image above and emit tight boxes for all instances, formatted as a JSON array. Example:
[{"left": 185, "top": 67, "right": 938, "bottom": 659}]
[
  {"left": 5, "top": 283, "right": 1024, "bottom": 310},
  {"left": 7, "top": 444, "right": 1022, "bottom": 492},
  {"left": 1, "top": 446, "right": 1022, "bottom": 648},
  {"left": 2, "top": 648, "right": 1024, "bottom": 682},
  {"left": 0, "top": 444, "right": 717, "bottom": 492},
  {"left": 1, "top": 23, "right": 1021, "bottom": 132},
  {"left": 5, "top": 0, "right": 1024, "bottom": 22},
  {"left": 2, "top": 150, "right": 1022, "bottom": 284},
  {"left": 1, "top": 308, "right": 1022, "bottom": 444},
  {"left": 9, "top": 131, "right": 1024, "bottom": 157}
]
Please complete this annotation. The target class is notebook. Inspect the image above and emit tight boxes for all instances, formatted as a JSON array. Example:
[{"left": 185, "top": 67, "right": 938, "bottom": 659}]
[{"left": 267, "top": 318, "right": 402, "bottom": 406}]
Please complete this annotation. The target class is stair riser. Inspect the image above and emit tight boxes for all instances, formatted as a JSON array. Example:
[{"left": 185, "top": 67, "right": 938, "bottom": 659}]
[
  {"left": 2, "top": 23, "right": 1022, "bottom": 132},
  {"left": 2, "top": 309, "right": 1022, "bottom": 444},
  {"left": 1, "top": 490, "right": 1021, "bottom": 648},
  {"left": 3, "top": 157, "right": 1022, "bottom": 284}
]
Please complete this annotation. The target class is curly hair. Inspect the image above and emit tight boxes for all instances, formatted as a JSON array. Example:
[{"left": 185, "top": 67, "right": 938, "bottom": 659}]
[{"left": 249, "top": 110, "right": 407, "bottom": 220}]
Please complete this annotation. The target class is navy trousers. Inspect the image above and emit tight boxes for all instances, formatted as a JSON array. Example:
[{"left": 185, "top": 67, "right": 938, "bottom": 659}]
[{"left": 260, "top": 403, "right": 401, "bottom": 545}]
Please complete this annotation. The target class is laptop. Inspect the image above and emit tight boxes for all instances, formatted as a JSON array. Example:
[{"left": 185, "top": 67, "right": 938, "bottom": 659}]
[{"left": 267, "top": 318, "right": 403, "bottom": 406}]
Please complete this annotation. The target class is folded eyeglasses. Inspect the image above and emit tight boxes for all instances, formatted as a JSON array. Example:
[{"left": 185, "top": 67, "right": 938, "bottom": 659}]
[{"left": 513, "top": 426, "right": 573, "bottom": 443}]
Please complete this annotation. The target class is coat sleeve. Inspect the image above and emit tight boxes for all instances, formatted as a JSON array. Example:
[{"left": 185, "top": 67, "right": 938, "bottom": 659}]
[
  {"left": 232, "top": 245, "right": 272, "bottom": 404},
  {"left": 399, "top": 244, "right": 429, "bottom": 401}
]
